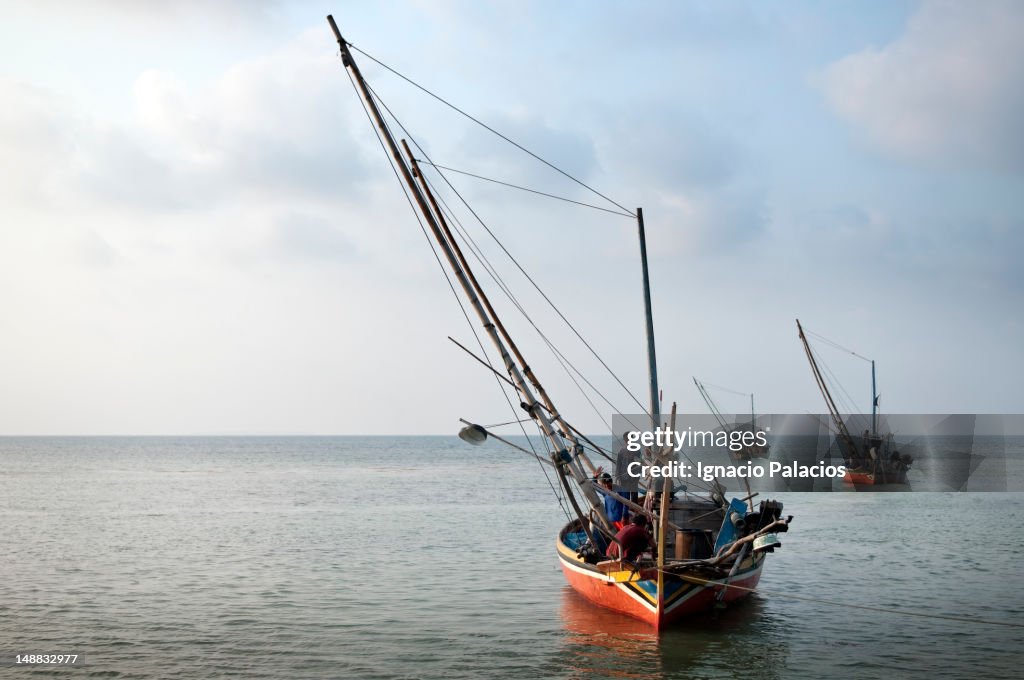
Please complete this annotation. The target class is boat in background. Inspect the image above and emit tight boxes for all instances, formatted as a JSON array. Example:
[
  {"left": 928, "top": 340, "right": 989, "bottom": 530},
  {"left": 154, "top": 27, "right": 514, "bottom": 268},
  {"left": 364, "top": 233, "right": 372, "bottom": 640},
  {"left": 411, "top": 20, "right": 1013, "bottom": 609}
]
[
  {"left": 796, "top": 319, "right": 913, "bottom": 486},
  {"left": 328, "top": 15, "right": 793, "bottom": 628}
]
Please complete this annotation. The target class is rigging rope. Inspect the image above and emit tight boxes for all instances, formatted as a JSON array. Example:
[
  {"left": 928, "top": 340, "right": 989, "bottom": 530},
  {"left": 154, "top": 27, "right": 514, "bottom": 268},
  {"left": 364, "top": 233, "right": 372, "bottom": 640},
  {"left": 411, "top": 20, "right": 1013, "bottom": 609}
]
[
  {"left": 352, "top": 50, "right": 689, "bottom": 502},
  {"left": 430, "top": 183, "right": 614, "bottom": 434},
  {"left": 350, "top": 67, "right": 572, "bottom": 523},
  {"left": 426, "top": 163, "right": 654, "bottom": 418},
  {"left": 423, "top": 171, "right": 655, "bottom": 443},
  {"left": 416, "top": 160, "right": 635, "bottom": 218},
  {"left": 348, "top": 43, "right": 636, "bottom": 217},
  {"left": 806, "top": 328, "right": 873, "bottom": 363},
  {"left": 371, "top": 85, "right": 573, "bottom": 521},
  {"left": 362, "top": 79, "right": 652, "bottom": 423},
  {"left": 697, "top": 380, "right": 750, "bottom": 399},
  {"left": 813, "top": 345, "right": 864, "bottom": 416}
]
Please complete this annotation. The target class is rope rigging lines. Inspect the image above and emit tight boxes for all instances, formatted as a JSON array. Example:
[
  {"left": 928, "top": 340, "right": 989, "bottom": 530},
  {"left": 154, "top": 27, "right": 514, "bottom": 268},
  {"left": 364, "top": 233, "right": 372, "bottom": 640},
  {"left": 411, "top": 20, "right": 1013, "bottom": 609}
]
[
  {"left": 802, "top": 325, "right": 871, "bottom": 416},
  {"left": 347, "top": 42, "right": 636, "bottom": 218},
  {"left": 358, "top": 71, "right": 654, "bottom": 428},
  {"left": 340, "top": 34, "right": 715, "bottom": 505},
  {"left": 345, "top": 63, "right": 573, "bottom": 522}
]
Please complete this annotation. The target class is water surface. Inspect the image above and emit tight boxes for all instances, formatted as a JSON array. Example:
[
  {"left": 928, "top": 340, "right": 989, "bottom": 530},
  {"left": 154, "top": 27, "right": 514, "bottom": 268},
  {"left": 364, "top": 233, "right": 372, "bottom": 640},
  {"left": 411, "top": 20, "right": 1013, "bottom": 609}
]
[{"left": 2, "top": 437, "right": 1021, "bottom": 678}]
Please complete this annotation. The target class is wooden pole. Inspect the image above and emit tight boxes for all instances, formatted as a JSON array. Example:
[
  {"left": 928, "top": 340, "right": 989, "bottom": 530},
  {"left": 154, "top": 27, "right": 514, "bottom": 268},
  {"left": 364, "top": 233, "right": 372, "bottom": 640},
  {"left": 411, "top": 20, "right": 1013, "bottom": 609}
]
[
  {"left": 637, "top": 207, "right": 660, "bottom": 429},
  {"left": 797, "top": 319, "right": 859, "bottom": 463},
  {"left": 657, "top": 474, "right": 670, "bottom": 616},
  {"left": 402, "top": 140, "right": 598, "bottom": 478},
  {"left": 326, "top": 16, "right": 605, "bottom": 528}
]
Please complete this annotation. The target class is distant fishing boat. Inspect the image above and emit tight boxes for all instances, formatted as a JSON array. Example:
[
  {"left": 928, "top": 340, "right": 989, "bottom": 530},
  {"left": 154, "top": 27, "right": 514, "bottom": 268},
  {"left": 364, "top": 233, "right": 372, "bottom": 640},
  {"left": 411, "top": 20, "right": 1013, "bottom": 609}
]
[
  {"left": 328, "top": 16, "right": 793, "bottom": 628},
  {"left": 693, "top": 379, "right": 770, "bottom": 461},
  {"left": 796, "top": 319, "right": 913, "bottom": 486}
]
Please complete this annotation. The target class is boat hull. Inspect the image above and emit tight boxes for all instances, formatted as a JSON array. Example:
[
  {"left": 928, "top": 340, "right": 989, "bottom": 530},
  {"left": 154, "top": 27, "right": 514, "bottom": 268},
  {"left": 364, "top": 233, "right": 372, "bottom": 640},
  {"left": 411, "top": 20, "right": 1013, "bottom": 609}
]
[
  {"left": 556, "top": 533, "right": 764, "bottom": 629},
  {"left": 844, "top": 469, "right": 875, "bottom": 485}
]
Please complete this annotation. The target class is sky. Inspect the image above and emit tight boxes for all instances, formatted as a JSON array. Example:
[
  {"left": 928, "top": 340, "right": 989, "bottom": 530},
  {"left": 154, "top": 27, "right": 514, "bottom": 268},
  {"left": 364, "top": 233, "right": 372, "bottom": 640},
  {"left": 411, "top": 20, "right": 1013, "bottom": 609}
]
[{"left": 1, "top": 0, "right": 1021, "bottom": 435}]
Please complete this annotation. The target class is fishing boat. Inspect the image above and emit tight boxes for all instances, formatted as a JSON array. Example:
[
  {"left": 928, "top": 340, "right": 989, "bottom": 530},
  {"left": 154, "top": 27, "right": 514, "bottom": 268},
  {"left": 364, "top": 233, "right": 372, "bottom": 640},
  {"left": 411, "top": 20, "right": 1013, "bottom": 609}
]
[
  {"left": 693, "top": 379, "right": 770, "bottom": 461},
  {"left": 796, "top": 319, "right": 913, "bottom": 486},
  {"left": 327, "top": 16, "right": 793, "bottom": 628}
]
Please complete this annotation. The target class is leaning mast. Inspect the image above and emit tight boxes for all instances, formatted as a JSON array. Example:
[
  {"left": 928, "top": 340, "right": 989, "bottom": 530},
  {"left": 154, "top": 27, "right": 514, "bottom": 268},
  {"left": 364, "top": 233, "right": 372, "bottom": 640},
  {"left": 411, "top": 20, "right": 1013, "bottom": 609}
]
[
  {"left": 326, "top": 15, "right": 606, "bottom": 528},
  {"left": 796, "top": 319, "right": 859, "bottom": 462},
  {"left": 637, "top": 208, "right": 660, "bottom": 429}
]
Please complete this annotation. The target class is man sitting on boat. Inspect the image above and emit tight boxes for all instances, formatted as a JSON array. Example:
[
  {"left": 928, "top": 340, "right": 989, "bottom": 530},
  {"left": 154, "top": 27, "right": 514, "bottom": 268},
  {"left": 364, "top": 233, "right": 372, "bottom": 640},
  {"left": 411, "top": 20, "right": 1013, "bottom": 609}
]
[{"left": 605, "top": 514, "right": 656, "bottom": 561}]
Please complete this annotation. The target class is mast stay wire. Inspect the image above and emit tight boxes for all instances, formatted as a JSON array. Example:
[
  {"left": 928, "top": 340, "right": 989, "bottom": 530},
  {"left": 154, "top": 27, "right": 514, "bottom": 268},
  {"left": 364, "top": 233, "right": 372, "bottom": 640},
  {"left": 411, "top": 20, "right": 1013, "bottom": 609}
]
[
  {"left": 362, "top": 79, "right": 653, "bottom": 428},
  {"left": 428, "top": 183, "right": 620, "bottom": 462},
  {"left": 346, "top": 66, "right": 573, "bottom": 522},
  {"left": 347, "top": 42, "right": 636, "bottom": 218},
  {"left": 419, "top": 142, "right": 657, "bottom": 442},
  {"left": 805, "top": 328, "right": 873, "bottom": 363},
  {"left": 415, "top": 160, "right": 635, "bottom": 218},
  {"left": 810, "top": 343, "right": 864, "bottom": 417},
  {"left": 366, "top": 91, "right": 572, "bottom": 519},
  {"left": 423, "top": 171, "right": 616, "bottom": 434},
  {"left": 354, "top": 49, "right": 710, "bottom": 493},
  {"left": 431, "top": 179, "right": 662, "bottom": 459},
  {"left": 429, "top": 183, "right": 615, "bottom": 436},
  {"left": 422, "top": 170, "right": 714, "bottom": 491},
  {"left": 697, "top": 380, "right": 750, "bottom": 399},
  {"left": 423, "top": 150, "right": 654, "bottom": 420},
  {"left": 363, "top": 85, "right": 715, "bottom": 499}
]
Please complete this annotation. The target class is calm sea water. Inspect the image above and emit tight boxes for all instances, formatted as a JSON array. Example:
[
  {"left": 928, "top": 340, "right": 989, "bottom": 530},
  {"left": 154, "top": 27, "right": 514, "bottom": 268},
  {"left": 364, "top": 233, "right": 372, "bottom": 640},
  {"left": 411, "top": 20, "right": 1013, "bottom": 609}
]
[{"left": 2, "top": 436, "right": 1022, "bottom": 679}]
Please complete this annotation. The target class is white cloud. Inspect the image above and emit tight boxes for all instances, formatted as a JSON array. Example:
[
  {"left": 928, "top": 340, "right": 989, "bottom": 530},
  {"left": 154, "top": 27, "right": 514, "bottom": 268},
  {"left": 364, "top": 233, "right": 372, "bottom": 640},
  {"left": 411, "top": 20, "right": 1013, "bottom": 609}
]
[
  {"left": 1, "top": 28, "right": 376, "bottom": 219},
  {"left": 0, "top": 80, "right": 80, "bottom": 204},
  {"left": 820, "top": 0, "right": 1024, "bottom": 172}
]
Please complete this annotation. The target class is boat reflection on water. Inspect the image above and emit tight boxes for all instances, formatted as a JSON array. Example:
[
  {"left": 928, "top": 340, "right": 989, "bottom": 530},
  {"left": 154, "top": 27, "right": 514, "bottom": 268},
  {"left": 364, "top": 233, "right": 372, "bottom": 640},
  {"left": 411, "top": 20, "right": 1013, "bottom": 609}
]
[
  {"left": 559, "top": 587, "right": 661, "bottom": 678},
  {"left": 558, "top": 587, "right": 789, "bottom": 679}
]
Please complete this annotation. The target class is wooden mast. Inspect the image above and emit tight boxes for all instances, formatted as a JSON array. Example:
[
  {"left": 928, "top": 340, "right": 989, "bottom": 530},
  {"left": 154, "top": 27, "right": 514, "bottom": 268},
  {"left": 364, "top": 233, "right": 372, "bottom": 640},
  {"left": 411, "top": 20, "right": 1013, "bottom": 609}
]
[
  {"left": 796, "top": 319, "right": 859, "bottom": 463},
  {"left": 871, "top": 359, "right": 877, "bottom": 436},
  {"left": 656, "top": 402, "right": 676, "bottom": 621},
  {"left": 399, "top": 140, "right": 599, "bottom": 477},
  {"left": 637, "top": 207, "right": 660, "bottom": 429},
  {"left": 326, "top": 15, "right": 605, "bottom": 526}
]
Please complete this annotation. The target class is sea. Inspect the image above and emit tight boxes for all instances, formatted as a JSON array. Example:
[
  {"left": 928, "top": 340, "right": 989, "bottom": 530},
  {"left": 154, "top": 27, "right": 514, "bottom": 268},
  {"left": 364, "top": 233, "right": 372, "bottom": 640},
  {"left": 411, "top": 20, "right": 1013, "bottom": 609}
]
[{"left": 2, "top": 436, "right": 1022, "bottom": 679}]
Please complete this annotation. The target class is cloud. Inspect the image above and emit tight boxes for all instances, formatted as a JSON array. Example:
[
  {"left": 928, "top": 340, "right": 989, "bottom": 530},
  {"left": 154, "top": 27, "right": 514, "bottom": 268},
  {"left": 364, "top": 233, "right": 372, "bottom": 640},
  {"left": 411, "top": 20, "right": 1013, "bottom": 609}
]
[
  {"left": 271, "top": 211, "right": 356, "bottom": 262},
  {"left": 610, "top": 107, "right": 740, "bottom": 190},
  {"left": 0, "top": 79, "right": 80, "bottom": 204},
  {"left": 820, "top": 0, "right": 1024, "bottom": 172},
  {"left": 783, "top": 202, "right": 1024, "bottom": 296},
  {"left": 598, "top": 105, "right": 765, "bottom": 254},
  {"left": 124, "top": 32, "right": 375, "bottom": 207},
  {"left": 1, "top": 29, "right": 375, "bottom": 217},
  {"left": 650, "top": 184, "right": 766, "bottom": 255},
  {"left": 452, "top": 112, "right": 600, "bottom": 192},
  {"left": 35, "top": 0, "right": 284, "bottom": 32}
]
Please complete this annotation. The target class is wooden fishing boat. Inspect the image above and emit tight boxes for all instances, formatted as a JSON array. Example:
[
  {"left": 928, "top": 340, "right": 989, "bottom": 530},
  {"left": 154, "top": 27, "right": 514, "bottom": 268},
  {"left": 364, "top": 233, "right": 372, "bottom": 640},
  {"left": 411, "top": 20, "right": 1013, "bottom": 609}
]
[
  {"left": 327, "top": 16, "right": 793, "bottom": 628},
  {"left": 796, "top": 319, "right": 913, "bottom": 486},
  {"left": 555, "top": 496, "right": 785, "bottom": 628}
]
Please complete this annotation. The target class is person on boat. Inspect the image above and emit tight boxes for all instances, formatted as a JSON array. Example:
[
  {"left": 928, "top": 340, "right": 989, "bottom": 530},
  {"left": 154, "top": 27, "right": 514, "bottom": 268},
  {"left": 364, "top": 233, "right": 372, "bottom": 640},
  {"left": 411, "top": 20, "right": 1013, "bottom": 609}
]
[
  {"left": 605, "top": 514, "right": 656, "bottom": 561},
  {"left": 614, "top": 432, "right": 641, "bottom": 506},
  {"left": 595, "top": 471, "right": 627, "bottom": 528}
]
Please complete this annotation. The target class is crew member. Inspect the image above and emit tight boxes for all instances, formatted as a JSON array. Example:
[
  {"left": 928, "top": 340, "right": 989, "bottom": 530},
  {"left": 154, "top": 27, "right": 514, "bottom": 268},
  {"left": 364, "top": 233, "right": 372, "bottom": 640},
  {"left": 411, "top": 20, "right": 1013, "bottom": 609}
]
[
  {"left": 605, "top": 514, "right": 656, "bottom": 561},
  {"left": 596, "top": 471, "right": 627, "bottom": 528}
]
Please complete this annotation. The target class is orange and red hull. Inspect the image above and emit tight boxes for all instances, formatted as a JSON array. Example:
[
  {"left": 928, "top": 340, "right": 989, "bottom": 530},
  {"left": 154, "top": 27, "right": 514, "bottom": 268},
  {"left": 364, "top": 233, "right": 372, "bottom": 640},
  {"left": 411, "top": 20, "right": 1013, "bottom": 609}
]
[
  {"left": 555, "top": 533, "right": 764, "bottom": 629},
  {"left": 844, "top": 469, "right": 875, "bottom": 485}
]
